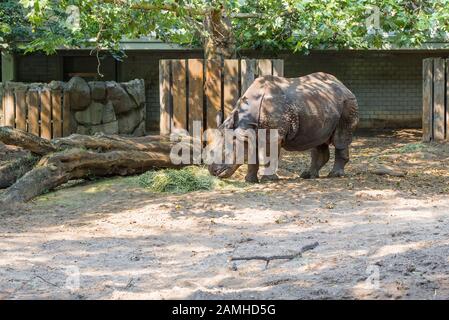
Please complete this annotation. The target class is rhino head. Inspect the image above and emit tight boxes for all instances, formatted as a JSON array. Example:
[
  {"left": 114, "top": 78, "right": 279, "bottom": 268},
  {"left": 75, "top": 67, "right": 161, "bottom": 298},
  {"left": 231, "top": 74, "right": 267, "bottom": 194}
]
[
  {"left": 207, "top": 109, "right": 242, "bottom": 178},
  {"left": 207, "top": 97, "right": 258, "bottom": 179}
]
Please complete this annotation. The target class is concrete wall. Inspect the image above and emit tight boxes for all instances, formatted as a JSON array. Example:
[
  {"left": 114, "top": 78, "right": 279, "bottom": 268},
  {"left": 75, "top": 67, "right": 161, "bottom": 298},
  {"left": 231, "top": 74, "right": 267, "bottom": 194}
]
[{"left": 11, "top": 49, "right": 449, "bottom": 132}]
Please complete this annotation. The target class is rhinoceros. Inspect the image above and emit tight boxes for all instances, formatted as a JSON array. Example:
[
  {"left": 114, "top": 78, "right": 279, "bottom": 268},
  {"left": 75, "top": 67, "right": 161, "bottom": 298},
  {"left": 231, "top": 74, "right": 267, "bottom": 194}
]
[{"left": 207, "top": 72, "right": 359, "bottom": 183}]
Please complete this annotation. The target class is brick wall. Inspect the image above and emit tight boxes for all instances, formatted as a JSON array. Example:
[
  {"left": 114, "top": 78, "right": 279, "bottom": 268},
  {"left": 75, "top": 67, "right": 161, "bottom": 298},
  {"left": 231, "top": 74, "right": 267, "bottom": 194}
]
[
  {"left": 12, "top": 49, "right": 449, "bottom": 131},
  {"left": 278, "top": 50, "right": 447, "bottom": 128}
]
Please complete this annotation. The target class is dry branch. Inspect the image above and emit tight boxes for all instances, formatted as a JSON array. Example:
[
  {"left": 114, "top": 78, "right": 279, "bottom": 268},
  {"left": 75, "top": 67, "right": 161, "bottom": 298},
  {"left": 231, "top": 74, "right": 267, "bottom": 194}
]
[{"left": 230, "top": 242, "right": 319, "bottom": 268}]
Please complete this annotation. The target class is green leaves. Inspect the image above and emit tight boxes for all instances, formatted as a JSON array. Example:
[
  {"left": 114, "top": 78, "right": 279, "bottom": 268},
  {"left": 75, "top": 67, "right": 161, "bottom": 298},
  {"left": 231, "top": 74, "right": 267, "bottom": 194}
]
[{"left": 3, "top": 0, "right": 449, "bottom": 55}]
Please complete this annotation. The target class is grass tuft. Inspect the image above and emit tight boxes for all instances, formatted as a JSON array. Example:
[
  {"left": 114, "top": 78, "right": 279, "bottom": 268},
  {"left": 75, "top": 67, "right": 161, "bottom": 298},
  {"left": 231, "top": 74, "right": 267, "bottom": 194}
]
[{"left": 138, "top": 166, "right": 218, "bottom": 193}]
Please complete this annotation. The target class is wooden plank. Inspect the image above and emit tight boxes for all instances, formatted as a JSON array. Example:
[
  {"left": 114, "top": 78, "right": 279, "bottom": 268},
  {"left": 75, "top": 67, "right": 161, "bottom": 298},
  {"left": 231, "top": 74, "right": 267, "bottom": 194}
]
[
  {"left": 51, "top": 89, "right": 62, "bottom": 138},
  {"left": 446, "top": 59, "right": 449, "bottom": 141},
  {"left": 159, "top": 60, "right": 171, "bottom": 136},
  {"left": 241, "top": 59, "right": 256, "bottom": 96},
  {"left": 0, "top": 85, "right": 4, "bottom": 126},
  {"left": 15, "top": 89, "right": 27, "bottom": 131},
  {"left": 272, "top": 59, "right": 284, "bottom": 76},
  {"left": 422, "top": 59, "right": 433, "bottom": 142},
  {"left": 223, "top": 59, "right": 239, "bottom": 119},
  {"left": 171, "top": 59, "right": 187, "bottom": 131},
  {"left": 40, "top": 88, "right": 52, "bottom": 139},
  {"left": 205, "top": 59, "right": 222, "bottom": 129},
  {"left": 27, "top": 89, "right": 40, "bottom": 136},
  {"left": 433, "top": 58, "right": 445, "bottom": 141},
  {"left": 62, "top": 90, "right": 71, "bottom": 136},
  {"left": 257, "top": 59, "right": 272, "bottom": 76},
  {"left": 187, "top": 59, "right": 204, "bottom": 135},
  {"left": 4, "top": 89, "right": 15, "bottom": 127}
]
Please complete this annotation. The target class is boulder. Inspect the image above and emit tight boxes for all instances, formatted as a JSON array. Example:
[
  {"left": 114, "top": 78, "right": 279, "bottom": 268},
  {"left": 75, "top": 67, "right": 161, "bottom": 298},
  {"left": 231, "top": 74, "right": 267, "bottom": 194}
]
[
  {"left": 106, "top": 81, "right": 136, "bottom": 114},
  {"left": 75, "top": 101, "right": 104, "bottom": 126},
  {"left": 76, "top": 125, "right": 90, "bottom": 135},
  {"left": 88, "top": 81, "right": 106, "bottom": 101},
  {"left": 122, "top": 79, "right": 145, "bottom": 106},
  {"left": 132, "top": 120, "right": 146, "bottom": 137},
  {"left": 118, "top": 107, "right": 144, "bottom": 134},
  {"left": 101, "top": 101, "right": 116, "bottom": 123},
  {"left": 66, "top": 76, "right": 91, "bottom": 110},
  {"left": 49, "top": 80, "right": 65, "bottom": 91},
  {"left": 90, "top": 121, "right": 119, "bottom": 135}
]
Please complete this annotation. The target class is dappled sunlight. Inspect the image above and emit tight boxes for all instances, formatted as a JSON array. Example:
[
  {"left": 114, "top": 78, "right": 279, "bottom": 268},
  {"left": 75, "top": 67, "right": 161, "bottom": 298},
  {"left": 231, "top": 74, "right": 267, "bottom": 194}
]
[{"left": 1, "top": 129, "right": 449, "bottom": 299}]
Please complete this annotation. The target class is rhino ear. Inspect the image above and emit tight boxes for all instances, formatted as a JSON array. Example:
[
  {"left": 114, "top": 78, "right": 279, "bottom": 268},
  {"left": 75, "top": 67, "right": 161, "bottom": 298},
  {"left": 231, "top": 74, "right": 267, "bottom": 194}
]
[{"left": 216, "top": 111, "right": 223, "bottom": 127}]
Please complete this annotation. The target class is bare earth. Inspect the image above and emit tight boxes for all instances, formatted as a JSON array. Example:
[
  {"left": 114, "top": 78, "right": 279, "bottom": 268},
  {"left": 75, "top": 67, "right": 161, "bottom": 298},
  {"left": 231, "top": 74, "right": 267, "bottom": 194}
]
[{"left": 1, "top": 129, "right": 448, "bottom": 300}]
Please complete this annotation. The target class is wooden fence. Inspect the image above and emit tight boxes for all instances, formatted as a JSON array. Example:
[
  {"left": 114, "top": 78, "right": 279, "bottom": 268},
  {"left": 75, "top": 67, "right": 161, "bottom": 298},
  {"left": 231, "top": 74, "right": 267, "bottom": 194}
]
[
  {"left": 422, "top": 58, "right": 449, "bottom": 142},
  {"left": 159, "top": 59, "right": 284, "bottom": 135},
  {"left": 1, "top": 86, "right": 71, "bottom": 139}
]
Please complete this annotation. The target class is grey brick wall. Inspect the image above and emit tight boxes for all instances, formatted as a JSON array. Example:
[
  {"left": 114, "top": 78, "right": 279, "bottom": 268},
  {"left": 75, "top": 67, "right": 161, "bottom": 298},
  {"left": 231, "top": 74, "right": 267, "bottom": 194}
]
[{"left": 279, "top": 51, "right": 434, "bottom": 128}]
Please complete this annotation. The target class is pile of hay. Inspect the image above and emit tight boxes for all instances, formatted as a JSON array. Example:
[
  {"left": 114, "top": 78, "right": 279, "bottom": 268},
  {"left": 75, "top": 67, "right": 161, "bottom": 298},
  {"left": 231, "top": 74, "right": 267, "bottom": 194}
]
[{"left": 138, "top": 166, "right": 217, "bottom": 193}]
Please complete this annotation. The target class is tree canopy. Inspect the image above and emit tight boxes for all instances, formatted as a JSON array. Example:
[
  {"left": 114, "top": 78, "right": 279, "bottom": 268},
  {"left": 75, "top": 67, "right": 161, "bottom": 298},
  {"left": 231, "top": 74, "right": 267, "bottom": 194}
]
[{"left": 1, "top": 0, "right": 449, "bottom": 58}]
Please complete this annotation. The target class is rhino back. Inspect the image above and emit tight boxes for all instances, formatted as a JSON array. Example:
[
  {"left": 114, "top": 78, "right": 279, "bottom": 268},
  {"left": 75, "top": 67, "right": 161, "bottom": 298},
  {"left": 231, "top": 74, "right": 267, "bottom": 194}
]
[{"left": 257, "top": 73, "right": 355, "bottom": 151}]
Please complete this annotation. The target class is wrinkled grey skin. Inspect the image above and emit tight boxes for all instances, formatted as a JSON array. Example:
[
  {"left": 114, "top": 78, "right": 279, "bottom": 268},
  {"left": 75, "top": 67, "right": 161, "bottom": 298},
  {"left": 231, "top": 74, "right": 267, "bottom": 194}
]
[{"left": 208, "top": 72, "right": 359, "bottom": 183}]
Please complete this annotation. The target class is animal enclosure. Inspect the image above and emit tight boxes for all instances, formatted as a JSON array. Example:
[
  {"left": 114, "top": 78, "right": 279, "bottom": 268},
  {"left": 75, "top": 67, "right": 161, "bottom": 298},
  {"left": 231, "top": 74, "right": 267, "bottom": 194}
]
[
  {"left": 422, "top": 58, "right": 449, "bottom": 142},
  {"left": 159, "top": 59, "right": 284, "bottom": 135}
]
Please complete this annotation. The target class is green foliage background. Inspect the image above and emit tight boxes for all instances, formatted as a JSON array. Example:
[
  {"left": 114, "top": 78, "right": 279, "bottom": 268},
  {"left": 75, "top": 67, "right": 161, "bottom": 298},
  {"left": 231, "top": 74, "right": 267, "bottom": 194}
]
[{"left": 1, "top": 0, "right": 449, "bottom": 55}]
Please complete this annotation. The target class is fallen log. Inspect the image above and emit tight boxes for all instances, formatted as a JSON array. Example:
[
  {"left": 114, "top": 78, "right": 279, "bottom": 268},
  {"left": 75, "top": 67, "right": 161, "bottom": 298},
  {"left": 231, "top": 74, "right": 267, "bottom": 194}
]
[
  {"left": 0, "top": 126, "right": 56, "bottom": 155},
  {"left": 0, "top": 154, "right": 38, "bottom": 188},
  {"left": 0, "top": 127, "right": 192, "bottom": 204}
]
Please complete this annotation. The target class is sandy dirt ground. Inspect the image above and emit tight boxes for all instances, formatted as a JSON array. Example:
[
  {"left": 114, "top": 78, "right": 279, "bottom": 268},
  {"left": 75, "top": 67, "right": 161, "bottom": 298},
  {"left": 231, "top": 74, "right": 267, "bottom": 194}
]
[{"left": 0, "top": 129, "right": 449, "bottom": 300}]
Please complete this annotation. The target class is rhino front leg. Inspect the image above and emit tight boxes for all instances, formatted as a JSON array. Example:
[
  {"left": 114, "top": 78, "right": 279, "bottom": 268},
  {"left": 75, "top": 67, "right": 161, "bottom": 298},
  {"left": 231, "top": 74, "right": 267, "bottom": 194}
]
[
  {"left": 300, "top": 144, "right": 330, "bottom": 179},
  {"left": 328, "top": 147, "right": 349, "bottom": 177},
  {"left": 259, "top": 142, "right": 281, "bottom": 183},
  {"left": 245, "top": 164, "right": 259, "bottom": 183}
]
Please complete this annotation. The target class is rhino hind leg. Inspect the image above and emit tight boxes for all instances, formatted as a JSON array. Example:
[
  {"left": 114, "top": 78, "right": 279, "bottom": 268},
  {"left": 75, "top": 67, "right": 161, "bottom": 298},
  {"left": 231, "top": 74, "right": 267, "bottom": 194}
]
[
  {"left": 328, "top": 147, "right": 349, "bottom": 177},
  {"left": 328, "top": 111, "right": 354, "bottom": 177},
  {"left": 300, "top": 144, "right": 330, "bottom": 179}
]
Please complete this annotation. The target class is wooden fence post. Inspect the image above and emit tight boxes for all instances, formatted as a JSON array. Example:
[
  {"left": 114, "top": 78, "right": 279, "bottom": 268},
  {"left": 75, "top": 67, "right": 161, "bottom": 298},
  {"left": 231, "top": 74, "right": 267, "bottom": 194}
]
[
  {"left": 205, "top": 59, "right": 222, "bottom": 129},
  {"left": 62, "top": 90, "right": 72, "bottom": 136},
  {"left": 241, "top": 59, "right": 256, "bottom": 96},
  {"left": 4, "top": 89, "right": 15, "bottom": 127},
  {"left": 223, "top": 59, "right": 239, "bottom": 119},
  {"left": 27, "top": 88, "right": 40, "bottom": 136},
  {"left": 40, "top": 87, "right": 52, "bottom": 139},
  {"left": 52, "top": 89, "right": 62, "bottom": 138},
  {"left": 433, "top": 58, "right": 445, "bottom": 141},
  {"left": 171, "top": 59, "right": 187, "bottom": 131},
  {"left": 159, "top": 60, "right": 171, "bottom": 136},
  {"left": 422, "top": 58, "right": 433, "bottom": 142},
  {"left": 446, "top": 59, "right": 449, "bottom": 141},
  {"left": 15, "top": 88, "right": 27, "bottom": 131},
  {"left": 187, "top": 59, "right": 204, "bottom": 135},
  {"left": 273, "top": 59, "right": 284, "bottom": 77}
]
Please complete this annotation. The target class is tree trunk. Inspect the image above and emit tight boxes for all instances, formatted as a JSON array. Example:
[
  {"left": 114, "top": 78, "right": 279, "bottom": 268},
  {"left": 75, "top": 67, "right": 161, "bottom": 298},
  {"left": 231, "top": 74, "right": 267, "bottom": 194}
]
[
  {"left": 203, "top": 8, "right": 236, "bottom": 60},
  {"left": 0, "top": 128, "right": 192, "bottom": 204}
]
